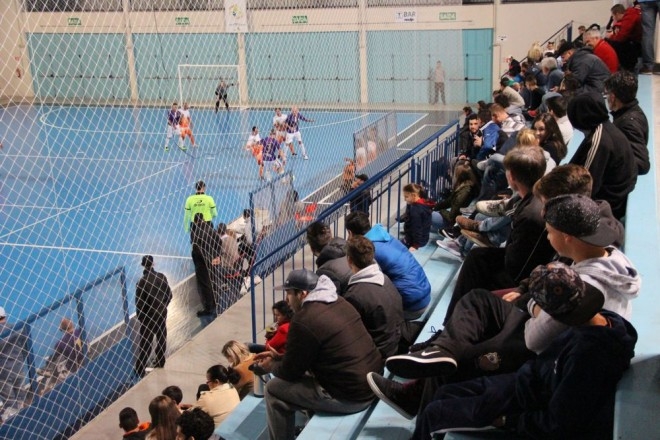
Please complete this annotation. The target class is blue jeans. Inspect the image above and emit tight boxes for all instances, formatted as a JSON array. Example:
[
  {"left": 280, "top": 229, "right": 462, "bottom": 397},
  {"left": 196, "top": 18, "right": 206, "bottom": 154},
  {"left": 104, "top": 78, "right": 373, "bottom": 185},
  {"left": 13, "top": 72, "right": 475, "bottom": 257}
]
[{"left": 641, "top": 1, "right": 660, "bottom": 67}]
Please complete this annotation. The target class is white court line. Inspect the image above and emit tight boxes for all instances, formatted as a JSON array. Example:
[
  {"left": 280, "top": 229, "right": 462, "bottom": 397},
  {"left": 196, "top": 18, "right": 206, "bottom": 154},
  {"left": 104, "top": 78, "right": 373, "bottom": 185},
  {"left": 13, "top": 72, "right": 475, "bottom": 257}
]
[
  {"left": 1, "top": 153, "right": 182, "bottom": 163},
  {"left": 397, "top": 123, "right": 447, "bottom": 150},
  {"left": 0, "top": 242, "right": 190, "bottom": 260},
  {"left": 0, "top": 161, "right": 183, "bottom": 241},
  {"left": 38, "top": 107, "right": 379, "bottom": 136},
  {"left": 399, "top": 113, "right": 428, "bottom": 138},
  {"left": 0, "top": 204, "right": 63, "bottom": 210}
]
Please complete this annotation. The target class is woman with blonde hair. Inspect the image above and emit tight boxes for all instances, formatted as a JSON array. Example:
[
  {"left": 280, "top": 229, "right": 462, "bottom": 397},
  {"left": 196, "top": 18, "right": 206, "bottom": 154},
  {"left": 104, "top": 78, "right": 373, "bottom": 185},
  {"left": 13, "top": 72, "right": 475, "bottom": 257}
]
[
  {"left": 146, "top": 395, "right": 179, "bottom": 440},
  {"left": 221, "top": 341, "right": 254, "bottom": 399}
]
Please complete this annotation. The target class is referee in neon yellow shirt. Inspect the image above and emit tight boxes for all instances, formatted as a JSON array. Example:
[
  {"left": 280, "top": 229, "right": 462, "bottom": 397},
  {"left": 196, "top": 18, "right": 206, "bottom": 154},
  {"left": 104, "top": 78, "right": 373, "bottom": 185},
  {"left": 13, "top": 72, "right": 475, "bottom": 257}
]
[{"left": 184, "top": 180, "right": 218, "bottom": 232}]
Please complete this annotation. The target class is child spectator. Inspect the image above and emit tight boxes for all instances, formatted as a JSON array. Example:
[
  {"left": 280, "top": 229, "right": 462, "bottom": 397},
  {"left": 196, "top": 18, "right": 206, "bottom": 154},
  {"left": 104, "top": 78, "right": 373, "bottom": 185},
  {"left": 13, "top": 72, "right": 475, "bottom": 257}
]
[
  {"left": 175, "top": 408, "right": 215, "bottom": 440},
  {"left": 146, "top": 396, "right": 179, "bottom": 440},
  {"left": 161, "top": 386, "right": 183, "bottom": 412},
  {"left": 431, "top": 161, "right": 479, "bottom": 232},
  {"left": 400, "top": 183, "right": 434, "bottom": 250},
  {"left": 119, "top": 407, "right": 151, "bottom": 440},
  {"left": 221, "top": 341, "right": 255, "bottom": 400}
]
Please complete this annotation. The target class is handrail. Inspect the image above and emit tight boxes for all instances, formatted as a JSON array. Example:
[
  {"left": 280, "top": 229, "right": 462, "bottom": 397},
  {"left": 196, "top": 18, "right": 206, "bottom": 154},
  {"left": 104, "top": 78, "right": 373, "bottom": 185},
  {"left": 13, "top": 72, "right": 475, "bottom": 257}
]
[{"left": 503, "top": 21, "right": 573, "bottom": 77}]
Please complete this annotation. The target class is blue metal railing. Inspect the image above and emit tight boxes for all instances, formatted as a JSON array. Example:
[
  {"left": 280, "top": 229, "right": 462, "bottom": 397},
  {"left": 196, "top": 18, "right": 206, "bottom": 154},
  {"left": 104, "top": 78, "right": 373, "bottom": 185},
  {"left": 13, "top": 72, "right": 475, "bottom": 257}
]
[{"left": 246, "top": 120, "right": 461, "bottom": 341}]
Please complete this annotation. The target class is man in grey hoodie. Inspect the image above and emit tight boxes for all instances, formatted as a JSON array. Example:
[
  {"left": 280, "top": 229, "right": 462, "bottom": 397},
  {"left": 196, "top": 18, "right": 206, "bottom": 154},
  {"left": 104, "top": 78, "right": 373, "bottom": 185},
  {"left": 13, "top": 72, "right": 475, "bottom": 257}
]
[
  {"left": 345, "top": 236, "right": 404, "bottom": 359},
  {"left": 253, "top": 269, "right": 382, "bottom": 440},
  {"left": 306, "top": 221, "right": 353, "bottom": 294}
]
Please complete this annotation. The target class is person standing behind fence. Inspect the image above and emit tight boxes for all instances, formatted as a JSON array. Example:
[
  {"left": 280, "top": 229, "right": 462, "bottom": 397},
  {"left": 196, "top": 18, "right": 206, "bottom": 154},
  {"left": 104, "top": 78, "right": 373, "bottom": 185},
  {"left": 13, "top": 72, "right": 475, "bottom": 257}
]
[
  {"left": 0, "top": 307, "right": 28, "bottom": 418},
  {"left": 433, "top": 61, "right": 446, "bottom": 105},
  {"left": 134, "top": 255, "right": 172, "bottom": 377},
  {"left": 191, "top": 213, "right": 223, "bottom": 317},
  {"left": 183, "top": 180, "right": 218, "bottom": 233},
  {"left": 285, "top": 106, "right": 314, "bottom": 160}
]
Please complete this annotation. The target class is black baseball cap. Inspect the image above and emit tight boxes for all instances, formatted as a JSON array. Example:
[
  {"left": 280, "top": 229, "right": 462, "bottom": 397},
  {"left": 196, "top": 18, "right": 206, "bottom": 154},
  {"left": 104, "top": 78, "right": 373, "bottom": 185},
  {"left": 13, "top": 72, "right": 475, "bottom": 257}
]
[{"left": 275, "top": 269, "right": 319, "bottom": 291}]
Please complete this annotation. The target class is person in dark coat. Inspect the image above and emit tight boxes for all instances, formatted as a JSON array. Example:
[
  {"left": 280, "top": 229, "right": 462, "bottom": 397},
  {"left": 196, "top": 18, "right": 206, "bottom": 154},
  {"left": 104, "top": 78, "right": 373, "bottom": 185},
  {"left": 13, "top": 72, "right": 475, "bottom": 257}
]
[
  {"left": 555, "top": 42, "right": 611, "bottom": 95},
  {"left": 568, "top": 92, "right": 638, "bottom": 220},
  {"left": 345, "top": 236, "right": 404, "bottom": 360},
  {"left": 349, "top": 174, "right": 373, "bottom": 215},
  {"left": 605, "top": 71, "right": 650, "bottom": 176},
  {"left": 119, "top": 407, "right": 152, "bottom": 440},
  {"left": 135, "top": 255, "right": 172, "bottom": 377},
  {"left": 191, "top": 213, "right": 222, "bottom": 316},
  {"left": 400, "top": 183, "right": 434, "bottom": 250}
]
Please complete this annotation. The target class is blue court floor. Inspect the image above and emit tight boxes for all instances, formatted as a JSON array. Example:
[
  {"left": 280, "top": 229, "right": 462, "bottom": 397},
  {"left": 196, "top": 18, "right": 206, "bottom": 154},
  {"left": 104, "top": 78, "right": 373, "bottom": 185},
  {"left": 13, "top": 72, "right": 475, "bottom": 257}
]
[{"left": 0, "top": 106, "right": 426, "bottom": 324}]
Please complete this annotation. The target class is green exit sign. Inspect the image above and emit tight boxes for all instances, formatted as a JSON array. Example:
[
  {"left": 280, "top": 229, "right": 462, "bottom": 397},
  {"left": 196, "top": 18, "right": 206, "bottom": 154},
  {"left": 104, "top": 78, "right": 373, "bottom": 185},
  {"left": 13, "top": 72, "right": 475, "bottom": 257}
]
[
  {"left": 175, "top": 17, "right": 190, "bottom": 26},
  {"left": 292, "top": 15, "right": 308, "bottom": 24},
  {"left": 67, "top": 17, "right": 82, "bottom": 26},
  {"left": 439, "top": 12, "right": 456, "bottom": 21}
]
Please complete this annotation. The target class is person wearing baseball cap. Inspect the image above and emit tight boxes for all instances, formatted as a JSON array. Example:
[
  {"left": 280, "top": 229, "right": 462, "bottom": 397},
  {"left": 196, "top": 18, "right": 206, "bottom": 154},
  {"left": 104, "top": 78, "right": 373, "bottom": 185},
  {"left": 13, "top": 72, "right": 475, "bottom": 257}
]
[
  {"left": 543, "top": 194, "right": 640, "bottom": 319},
  {"left": 253, "top": 269, "right": 382, "bottom": 440},
  {"left": 411, "top": 262, "right": 638, "bottom": 440}
]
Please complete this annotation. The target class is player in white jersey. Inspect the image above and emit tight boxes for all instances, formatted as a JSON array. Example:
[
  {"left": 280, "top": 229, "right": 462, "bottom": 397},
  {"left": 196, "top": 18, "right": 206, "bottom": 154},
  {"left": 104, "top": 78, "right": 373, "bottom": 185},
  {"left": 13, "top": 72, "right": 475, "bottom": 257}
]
[
  {"left": 273, "top": 107, "right": 287, "bottom": 126},
  {"left": 165, "top": 102, "right": 184, "bottom": 152}
]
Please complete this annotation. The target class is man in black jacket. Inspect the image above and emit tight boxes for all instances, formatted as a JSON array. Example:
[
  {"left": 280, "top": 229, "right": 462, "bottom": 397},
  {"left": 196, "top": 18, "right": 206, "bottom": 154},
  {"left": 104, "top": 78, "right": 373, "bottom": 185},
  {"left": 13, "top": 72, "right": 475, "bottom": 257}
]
[
  {"left": 253, "top": 269, "right": 382, "bottom": 440},
  {"left": 605, "top": 70, "right": 650, "bottom": 176},
  {"left": 555, "top": 42, "right": 611, "bottom": 95},
  {"left": 191, "top": 213, "right": 222, "bottom": 316},
  {"left": 135, "top": 255, "right": 172, "bottom": 377},
  {"left": 568, "top": 92, "right": 638, "bottom": 220}
]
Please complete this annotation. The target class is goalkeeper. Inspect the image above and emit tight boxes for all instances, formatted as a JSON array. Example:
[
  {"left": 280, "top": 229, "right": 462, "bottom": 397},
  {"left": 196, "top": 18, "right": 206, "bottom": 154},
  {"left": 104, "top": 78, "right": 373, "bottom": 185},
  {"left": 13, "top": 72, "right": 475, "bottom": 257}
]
[{"left": 215, "top": 80, "right": 235, "bottom": 112}]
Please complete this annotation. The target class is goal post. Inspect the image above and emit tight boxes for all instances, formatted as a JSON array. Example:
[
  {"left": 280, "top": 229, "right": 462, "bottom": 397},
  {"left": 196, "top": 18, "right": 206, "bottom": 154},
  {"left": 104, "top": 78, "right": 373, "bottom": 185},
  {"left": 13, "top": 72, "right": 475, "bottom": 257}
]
[{"left": 177, "top": 64, "right": 243, "bottom": 108}]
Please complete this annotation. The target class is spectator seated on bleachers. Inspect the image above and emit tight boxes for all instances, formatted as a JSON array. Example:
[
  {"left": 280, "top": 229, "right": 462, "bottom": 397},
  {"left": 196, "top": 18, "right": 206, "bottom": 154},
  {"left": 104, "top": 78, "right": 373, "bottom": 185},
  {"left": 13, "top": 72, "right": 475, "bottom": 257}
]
[
  {"left": 442, "top": 146, "right": 555, "bottom": 326},
  {"left": 398, "top": 183, "right": 435, "bottom": 251},
  {"left": 567, "top": 92, "right": 638, "bottom": 220},
  {"left": 175, "top": 407, "right": 215, "bottom": 440},
  {"left": 431, "top": 161, "right": 479, "bottom": 233},
  {"left": 187, "top": 365, "right": 241, "bottom": 427},
  {"left": 221, "top": 341, "right": 255, "bottom": 400},
  {"left": 306, "top": 221, "right": 353, "bottom": 294},
  {"left": 344, "top": 236, "right": 404, "bottom": 360},
  {"left": 408, "top": 263, "right": 637, "bottom": 440},
  {"left": 345, "top": 212, "right": 431, "bottom": 344},
  {"left": 252, "top": 270, "right": 383, "bottom": 440},
  {"left": 146, "top": 396, "right": 180, "bottom": 440},
  {"left": 119, "top": 407, "right": 151, "bottom": 440}
]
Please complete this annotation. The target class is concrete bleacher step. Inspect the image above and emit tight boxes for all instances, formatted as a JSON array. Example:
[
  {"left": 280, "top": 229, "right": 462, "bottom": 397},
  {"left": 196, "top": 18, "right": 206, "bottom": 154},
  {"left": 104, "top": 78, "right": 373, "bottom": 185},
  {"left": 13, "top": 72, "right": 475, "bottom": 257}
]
[
  {"left": 614, "top": 355, "right": 660, "bottom": 440},
  {"left": 215, "top": 395, "right": 269, "bottom": 440},
  {"left": 296, "top": 405, "right": 375, "bottom": 440}
]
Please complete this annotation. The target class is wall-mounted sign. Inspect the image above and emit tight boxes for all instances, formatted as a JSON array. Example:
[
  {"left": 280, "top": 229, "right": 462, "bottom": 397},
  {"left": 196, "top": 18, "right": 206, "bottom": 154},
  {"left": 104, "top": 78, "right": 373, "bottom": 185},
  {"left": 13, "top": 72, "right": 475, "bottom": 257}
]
[
  {"left": 67, "top": 17, "right": 82, "bottom": 26},
  {"left": 395, "top": 10, "right": 417, "bottom": 23},
  {"left": 292, "top": 15, "right": 308, "bottom": 24},
  {"left": 175, "top": 17, "right": 190, "bottom": 26},
  {"left": 225, "top": 0, "right": 248, "bottom": 33},
  {"left": 439, "top": 12, "right": 457, "bottom": 21}
]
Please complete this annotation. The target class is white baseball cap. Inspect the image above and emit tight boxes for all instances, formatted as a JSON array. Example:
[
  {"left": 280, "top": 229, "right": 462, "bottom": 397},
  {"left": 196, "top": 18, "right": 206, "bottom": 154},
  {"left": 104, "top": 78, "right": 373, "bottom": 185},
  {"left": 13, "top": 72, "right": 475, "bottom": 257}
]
[{"left": 0, "top": 307, "right": 6, "bottom": 318}]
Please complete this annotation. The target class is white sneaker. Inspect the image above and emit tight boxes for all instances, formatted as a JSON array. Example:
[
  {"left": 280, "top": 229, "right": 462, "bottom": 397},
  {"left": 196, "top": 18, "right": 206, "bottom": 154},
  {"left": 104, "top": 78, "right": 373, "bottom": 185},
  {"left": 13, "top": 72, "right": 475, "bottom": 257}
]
[
  {"left": 303, "top": 155, "right": 309, "bottom": 160},
  {"left": 436, "top": 239, "right": 463, "bottom": 260}
]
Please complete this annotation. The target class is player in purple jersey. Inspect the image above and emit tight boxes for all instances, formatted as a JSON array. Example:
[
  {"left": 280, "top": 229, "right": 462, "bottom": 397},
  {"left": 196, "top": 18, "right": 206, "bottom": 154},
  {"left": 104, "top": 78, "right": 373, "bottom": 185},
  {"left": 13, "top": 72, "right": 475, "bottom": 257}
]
[
  {"left": 165, "top": 102, "right": 185, "bottom": 152},
  {"left": 285, "top": 106, "right": 314, "bottom": 160},
  {"left": 261, "top": 129, "right": 285, "bottom": 181}
]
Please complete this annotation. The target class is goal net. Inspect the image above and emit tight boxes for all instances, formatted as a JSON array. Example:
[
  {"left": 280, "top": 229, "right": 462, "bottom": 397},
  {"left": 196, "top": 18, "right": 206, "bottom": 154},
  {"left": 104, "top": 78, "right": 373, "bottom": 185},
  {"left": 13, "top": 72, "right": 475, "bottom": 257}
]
[{"left": 177, "top": 64, "right": 243, "bottom": 109}]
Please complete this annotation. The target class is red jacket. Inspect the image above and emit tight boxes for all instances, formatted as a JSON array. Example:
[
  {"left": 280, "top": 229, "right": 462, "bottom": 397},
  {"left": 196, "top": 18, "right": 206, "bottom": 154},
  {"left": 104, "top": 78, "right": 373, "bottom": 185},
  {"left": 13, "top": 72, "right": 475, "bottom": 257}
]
[
  {"left": 266, "top": 321, "right": 290, "bottom": 354},
  {"left": 610, "top": 6, "right": 642, "bottom": 43},
  {"left": 593, "top": 40, "right": 619, "bottom": 73}
]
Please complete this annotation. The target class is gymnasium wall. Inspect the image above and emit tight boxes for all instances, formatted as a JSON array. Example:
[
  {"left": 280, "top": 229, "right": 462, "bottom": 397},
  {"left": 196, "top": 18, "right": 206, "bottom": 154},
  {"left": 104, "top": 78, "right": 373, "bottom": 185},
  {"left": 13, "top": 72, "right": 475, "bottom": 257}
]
[{"left": 3, "top": 0, "right": 612, "bottom": 104}]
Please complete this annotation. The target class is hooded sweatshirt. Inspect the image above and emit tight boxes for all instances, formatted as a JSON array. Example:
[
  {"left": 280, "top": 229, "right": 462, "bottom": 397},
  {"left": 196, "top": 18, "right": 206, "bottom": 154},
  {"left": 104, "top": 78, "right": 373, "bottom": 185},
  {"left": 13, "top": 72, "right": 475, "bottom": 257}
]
[
  {"left": 315, "top": 237, "right": 353, "bottom": 294},
  {"left": 272, "top": 275, "right": 382, "bottom": 402},
  {"left": 365, "top": 224, "right": 431, "bottom": 313},
  {"left": 402, "top": 198, "right": 434, "bottom": 249},
  {"left": 345, "top": 264, "right": 404, "bottom": 359}
]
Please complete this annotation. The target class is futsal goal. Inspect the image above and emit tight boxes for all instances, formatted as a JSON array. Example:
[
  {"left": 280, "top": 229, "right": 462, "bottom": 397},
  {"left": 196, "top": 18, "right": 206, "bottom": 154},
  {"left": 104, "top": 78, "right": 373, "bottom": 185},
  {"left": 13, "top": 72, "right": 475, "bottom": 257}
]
[{"left": 177, "top": 64, "right": 243, "bottom": 109}]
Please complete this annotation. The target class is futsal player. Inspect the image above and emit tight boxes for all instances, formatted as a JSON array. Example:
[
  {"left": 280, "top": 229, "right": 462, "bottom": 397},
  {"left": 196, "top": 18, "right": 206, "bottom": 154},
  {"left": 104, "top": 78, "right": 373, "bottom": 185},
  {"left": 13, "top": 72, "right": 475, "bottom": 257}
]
[
  {"left": 246, "top": 126, "right": 264, "bottom": 179},
  {"left": 215, "top": 80, "right": 234, "bottom": 112},
  {"left": 285, "top": 106, "right": 314, "bottom": 160},
  {"left": 179, "top": 102, "right": 196, "bottom": 148},
  {"left": 261, "top": 129, "right": 285, "bottom": 181},
  {"left": 273, "top": 107, "right": 287, "bottom": 126},
  {"left": 165, "top": 102, "right": 185, "bottom": 152}
]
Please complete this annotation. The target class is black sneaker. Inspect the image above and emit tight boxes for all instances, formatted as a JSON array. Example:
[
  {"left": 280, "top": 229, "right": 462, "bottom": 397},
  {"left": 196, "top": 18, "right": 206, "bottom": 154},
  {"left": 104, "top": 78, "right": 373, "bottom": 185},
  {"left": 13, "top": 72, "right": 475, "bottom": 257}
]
[
  {"left": 386, "top": 346, "right": 457, "bottom": 379},
  {"left": 408, "top": 326, "right": 442, "bottom": 353},
  {"left": 366, "top": 372, "right": 421, "bottom": 420},
  {"left": 441, "top": 227, "right": 459, "bottom": 240}
]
